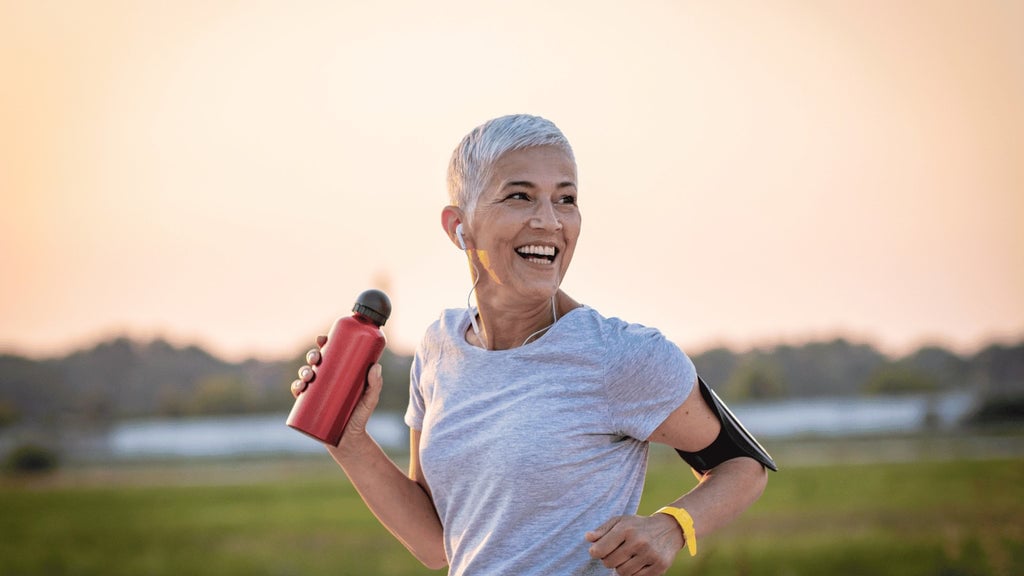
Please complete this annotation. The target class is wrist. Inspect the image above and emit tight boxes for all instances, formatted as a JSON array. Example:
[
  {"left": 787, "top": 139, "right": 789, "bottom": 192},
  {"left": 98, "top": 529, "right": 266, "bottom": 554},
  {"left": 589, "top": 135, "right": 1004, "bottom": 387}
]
[
  {"left": 330, "top": 430, "right": 375, "bottom": 460},
  {"left": 653, "top": 506, "right": 697, "bottom": 557},
  {"left": 651, "top": 511, "right": 686, "bottom": 551}
]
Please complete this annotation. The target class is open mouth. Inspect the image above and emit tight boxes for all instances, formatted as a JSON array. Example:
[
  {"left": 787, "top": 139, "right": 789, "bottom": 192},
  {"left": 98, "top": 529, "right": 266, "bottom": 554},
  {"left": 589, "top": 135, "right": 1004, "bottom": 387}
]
[{"left": 515, "top": 244, "right": 558, "bottom": 264}]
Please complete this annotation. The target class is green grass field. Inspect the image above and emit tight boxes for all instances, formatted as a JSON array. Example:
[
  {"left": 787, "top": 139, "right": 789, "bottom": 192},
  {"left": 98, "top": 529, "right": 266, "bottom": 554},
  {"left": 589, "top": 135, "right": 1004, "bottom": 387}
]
[{"left": 1, "top": 451, "right": 1022, "bottom": 576}]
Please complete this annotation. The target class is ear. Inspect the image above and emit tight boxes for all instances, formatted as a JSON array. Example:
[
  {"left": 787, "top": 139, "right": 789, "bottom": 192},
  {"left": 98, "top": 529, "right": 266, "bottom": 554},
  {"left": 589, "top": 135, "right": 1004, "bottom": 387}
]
[{"left": 441, "top": 206, "right": 466, "bottom": 249}]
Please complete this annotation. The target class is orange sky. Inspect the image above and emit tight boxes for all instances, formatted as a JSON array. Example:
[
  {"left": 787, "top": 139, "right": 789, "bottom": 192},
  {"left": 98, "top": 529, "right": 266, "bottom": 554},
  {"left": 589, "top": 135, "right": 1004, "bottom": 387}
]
[{"left": 2, "top": 1, "right": 1022, "bottom": 361}]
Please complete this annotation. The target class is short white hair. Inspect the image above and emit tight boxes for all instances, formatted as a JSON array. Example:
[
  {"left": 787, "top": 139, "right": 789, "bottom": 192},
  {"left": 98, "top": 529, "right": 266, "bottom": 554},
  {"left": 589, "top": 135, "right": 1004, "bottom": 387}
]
[{"left": 447, "top": 114, "right": 575, "bottom": 219}]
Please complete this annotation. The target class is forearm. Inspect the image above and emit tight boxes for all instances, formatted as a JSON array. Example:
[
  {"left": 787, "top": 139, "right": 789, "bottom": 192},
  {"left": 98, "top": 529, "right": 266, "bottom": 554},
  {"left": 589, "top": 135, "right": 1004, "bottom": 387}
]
[
  {"left": 587, "top": 457, "right": 766, "bottom": 573},
  {"left": 326, "top": 436, "right": 447, "bottom": 569},
  {"left": 671, "top": 457, "right": 767, "bottom": 538}
]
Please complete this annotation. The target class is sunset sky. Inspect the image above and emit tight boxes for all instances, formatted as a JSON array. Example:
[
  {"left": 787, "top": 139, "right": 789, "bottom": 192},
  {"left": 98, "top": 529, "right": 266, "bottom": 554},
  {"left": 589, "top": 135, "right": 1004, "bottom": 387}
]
[{"left": 2, "top": 1, "right": 1022, "bottom": 362}]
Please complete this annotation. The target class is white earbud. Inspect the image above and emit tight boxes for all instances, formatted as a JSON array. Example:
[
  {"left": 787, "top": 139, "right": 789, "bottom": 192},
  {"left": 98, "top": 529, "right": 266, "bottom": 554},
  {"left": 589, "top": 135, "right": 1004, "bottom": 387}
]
[{"left": 456, "top": 223, "right": 467, "bottom": 250}]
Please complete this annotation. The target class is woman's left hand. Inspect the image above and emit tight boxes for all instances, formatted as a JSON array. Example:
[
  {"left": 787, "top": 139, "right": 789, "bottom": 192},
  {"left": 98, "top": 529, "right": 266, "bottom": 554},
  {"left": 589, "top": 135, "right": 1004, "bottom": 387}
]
[{"left": 585, "top": 513, "right": 684, "bottom": 576}]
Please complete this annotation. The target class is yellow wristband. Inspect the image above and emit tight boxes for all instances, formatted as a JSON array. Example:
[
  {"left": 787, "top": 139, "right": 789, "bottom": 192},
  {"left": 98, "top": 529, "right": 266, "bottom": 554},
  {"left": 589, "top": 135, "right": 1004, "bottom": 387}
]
[{"left": 654, "top": 506, "right": 697, "bottom": 557}]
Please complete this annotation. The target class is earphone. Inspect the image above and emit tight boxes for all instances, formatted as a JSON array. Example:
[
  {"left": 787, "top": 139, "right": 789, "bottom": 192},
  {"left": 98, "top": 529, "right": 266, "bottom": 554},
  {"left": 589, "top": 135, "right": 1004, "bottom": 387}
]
[{"left": 456, "top": 223, "right": 467, "bottom": 250}]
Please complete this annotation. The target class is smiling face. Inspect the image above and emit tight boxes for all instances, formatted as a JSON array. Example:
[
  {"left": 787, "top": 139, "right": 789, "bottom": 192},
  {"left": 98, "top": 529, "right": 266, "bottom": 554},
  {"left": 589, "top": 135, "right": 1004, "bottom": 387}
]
[{"left": 465, "top": 145, "right": 580, "bottom": 307}]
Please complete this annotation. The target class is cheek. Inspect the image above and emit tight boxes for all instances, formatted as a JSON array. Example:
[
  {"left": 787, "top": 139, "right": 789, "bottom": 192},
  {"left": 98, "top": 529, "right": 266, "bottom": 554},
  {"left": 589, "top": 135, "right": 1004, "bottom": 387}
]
[
  {"left": 560, "top": 237, "right": 579, "bottom": 267},
  {"left": 561, "top": 245, "right": 577, "bottom": 265},
  {"left": 563, "top": 209, "right": 581, "bottom": 231},
  {"left": 563, "top": 216, "right": 582, "bottom": 247}
]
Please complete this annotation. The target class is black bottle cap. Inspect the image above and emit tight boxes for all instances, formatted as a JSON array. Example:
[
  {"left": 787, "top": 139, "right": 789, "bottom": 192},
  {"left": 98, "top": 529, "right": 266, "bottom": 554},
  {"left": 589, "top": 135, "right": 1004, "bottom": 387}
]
[{"left": 352, "top": 289, "right": 392, "bottom": 326}]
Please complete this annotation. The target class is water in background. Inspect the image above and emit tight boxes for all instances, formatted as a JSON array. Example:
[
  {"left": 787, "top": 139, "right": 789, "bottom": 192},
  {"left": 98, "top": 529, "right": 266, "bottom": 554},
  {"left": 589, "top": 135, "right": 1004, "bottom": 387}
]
[
  {"left": 107, "top": 411, "right": 408, "bottom": 458},
  {"left": 95, "top": 393, "right": 975, "bottom": 460},
  {"left": 734, "top": 392, "right": 972, "bottom": 438}
]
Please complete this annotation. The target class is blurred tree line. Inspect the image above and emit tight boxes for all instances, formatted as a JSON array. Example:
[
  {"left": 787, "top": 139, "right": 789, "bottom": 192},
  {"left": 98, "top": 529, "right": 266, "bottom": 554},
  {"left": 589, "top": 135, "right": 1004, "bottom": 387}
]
[{"left": 0, "top": 336, "right": 1022, "bottom": 427}]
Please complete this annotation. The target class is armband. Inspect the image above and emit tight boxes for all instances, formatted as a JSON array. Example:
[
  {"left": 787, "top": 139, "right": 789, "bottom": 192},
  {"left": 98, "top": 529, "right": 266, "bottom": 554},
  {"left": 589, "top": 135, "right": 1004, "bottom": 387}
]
[{"left": 676, "top": 377, "right": 778, "bottom": 475}]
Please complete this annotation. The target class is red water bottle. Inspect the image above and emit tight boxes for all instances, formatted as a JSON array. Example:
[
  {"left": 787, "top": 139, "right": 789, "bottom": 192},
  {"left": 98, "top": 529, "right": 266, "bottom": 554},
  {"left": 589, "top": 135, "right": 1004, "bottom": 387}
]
[{"left": 287, "top": 289, "right": 391, "bottom": 446}]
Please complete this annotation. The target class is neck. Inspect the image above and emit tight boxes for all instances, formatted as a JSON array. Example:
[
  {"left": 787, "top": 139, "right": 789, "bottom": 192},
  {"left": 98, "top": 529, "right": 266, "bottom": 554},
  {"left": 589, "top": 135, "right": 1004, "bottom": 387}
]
[{"left": 469, "top": 291, "right": 577, "bottom": 350}]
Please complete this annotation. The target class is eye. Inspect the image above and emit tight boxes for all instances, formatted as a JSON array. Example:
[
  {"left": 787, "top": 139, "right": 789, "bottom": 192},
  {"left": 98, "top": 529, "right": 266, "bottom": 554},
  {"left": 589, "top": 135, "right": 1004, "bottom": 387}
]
[
  {"left": 558, "top": 194, "right": 577, "bottom": 205},
  {"left": 505, "top": 191, "right": 530, "bottom": 201}
]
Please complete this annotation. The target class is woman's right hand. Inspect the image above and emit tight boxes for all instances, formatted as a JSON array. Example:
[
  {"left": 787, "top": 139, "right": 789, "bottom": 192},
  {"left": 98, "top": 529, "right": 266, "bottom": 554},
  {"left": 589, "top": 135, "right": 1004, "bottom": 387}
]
[
  {"left": 290, "top": 335, "right": 384, "bottom": 449},
  {"left": 290, "top": 335, "right": 328, "bottom": 398},
  {"left": 291, "top": 339, "right": 444, "bottom": 568},
  {"left": 338, "top": 362, "right": 384, "bottom": 446}
]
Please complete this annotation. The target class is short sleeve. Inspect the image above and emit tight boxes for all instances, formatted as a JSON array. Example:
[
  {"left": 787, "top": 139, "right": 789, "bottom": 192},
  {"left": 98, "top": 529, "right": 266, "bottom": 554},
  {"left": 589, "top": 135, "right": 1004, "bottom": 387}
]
[
  {"left": 404, "top": 349, "right": 426, "bottom": 431},
  {"left": 605, "top": 328, "right": 696, "bottom": 441}
]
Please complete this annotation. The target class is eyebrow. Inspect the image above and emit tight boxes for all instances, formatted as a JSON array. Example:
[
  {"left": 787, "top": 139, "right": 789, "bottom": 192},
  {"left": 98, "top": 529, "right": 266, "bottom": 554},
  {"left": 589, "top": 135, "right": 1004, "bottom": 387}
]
[{"left": 503, "top": 180, "right": 577, "bottom": 189}]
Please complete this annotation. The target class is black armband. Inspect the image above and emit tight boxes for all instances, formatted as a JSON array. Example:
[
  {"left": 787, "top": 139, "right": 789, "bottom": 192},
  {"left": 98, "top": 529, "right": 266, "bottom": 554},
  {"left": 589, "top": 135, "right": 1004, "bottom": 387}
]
[{"left": 676, "top": 377, "right": 778, "bottom": 475}]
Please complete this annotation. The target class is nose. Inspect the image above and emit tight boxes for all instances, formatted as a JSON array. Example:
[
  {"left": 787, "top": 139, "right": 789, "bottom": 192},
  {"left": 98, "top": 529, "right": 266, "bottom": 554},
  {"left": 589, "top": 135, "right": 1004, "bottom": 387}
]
[{"left": 529, "top": 199, "right": 562, "bottom": 231}]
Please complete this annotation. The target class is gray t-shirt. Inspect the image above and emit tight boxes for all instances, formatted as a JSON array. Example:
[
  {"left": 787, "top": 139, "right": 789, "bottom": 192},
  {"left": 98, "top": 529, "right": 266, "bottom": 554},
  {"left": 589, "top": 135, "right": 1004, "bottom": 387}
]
[{"left": 405, "top": 305, "right": 696, "bottom": 575}]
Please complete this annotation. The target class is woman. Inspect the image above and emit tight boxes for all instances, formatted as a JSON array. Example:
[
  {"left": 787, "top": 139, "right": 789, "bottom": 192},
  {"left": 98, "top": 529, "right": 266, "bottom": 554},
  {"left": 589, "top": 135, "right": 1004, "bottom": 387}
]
[{"left": 292, "top": 114, "right": 771, "bottom": 575}]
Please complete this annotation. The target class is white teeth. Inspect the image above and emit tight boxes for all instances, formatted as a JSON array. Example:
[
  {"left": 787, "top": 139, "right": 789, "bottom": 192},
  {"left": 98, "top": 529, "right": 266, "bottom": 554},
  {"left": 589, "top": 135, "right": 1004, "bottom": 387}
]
[{"left": 516, "top": 245, "right": 556, "bottom": 257}]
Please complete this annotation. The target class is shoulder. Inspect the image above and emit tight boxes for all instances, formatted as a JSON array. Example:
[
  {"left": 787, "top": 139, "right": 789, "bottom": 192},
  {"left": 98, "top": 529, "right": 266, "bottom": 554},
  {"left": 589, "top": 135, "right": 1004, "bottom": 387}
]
[
  {"left": 420, "top": 308, "right": 467, "bottom": 342},
  {"left": 573, "top": 309, "right": 696, "bottom": 437},
  {"left": 414, "top": 308, "right": 466, "bottom": 359},
  {"left": 564, "top": 307, "right": 688, "bottom": 373},
  {"left": 572, "top": 307, "right": 674, "bottom": 351},
  {"left": 411, "top": 309, "right": 468, "bottom": 387}
]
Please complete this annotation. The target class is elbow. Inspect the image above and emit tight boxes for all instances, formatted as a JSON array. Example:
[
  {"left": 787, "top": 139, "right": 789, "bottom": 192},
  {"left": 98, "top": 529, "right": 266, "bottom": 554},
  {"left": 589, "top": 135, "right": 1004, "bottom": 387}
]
[
  {"left": 754, "top": 460, "right": 769, "bottom": 497},
  {"left": 708, "top": 456, "right": 769, "bottom": 503},
  {"left": 726, "top": 457, "right": 769, "bottom": 511},
  {"left": 737, "top": 455, "right": 768, "bottom": 487},
  {"left": 413, "top": 547, "right": 448, "bottom": 571},
  {"left": 744, "top": 457, "right": 769, "bottom": 503},
  {"left": 419, "top": 556, "right": 448, "bottom": 571}
]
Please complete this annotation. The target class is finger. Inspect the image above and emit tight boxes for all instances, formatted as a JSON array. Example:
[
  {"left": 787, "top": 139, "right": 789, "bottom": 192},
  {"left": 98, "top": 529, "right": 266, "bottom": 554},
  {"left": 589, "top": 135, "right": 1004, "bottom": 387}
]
[
  {"left": 367, "top": 363, "right": 384, "bottom": 387},
  {"left": 305, "top": 348, "right": 321, "bottom": 366},
  {"left": 344, "top": 365, "right": 383, "bottom": 436},
  {"left": 315, "top": 335, "right": 327, "bottom": 348},
  {"left": 587, "top": 516, "right": 625, "bottom": 558},
  {"left": 633, "top": 564, "right": 667, "bottom": 576},
  {"left": 586, "top": 516, "right": 619, "bottom": 543},
  {"left": 613, "top": 554, "right": 651, "bottom": 576},
  {"left": 298, "top": 365, "right": 315, "bottom": 383},
  {"left": 362, "top": 364, "right": 383, "bottom": 410},
  {"left": 624, "top": 566, "right": 653, "bottom": 576},
  {"left": 290, "top": 378, "right": 306, "bottom": 398},
  {"left": 599, "top": 541, "right": 636, "bottom": 571}
]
